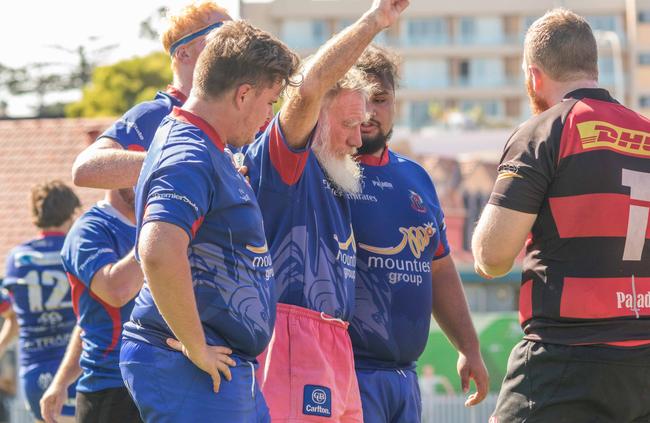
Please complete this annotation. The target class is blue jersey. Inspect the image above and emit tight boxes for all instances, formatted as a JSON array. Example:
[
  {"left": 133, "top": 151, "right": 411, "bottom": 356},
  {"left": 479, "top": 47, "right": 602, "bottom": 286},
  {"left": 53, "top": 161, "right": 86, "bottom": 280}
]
[
  {"left": 3, "top": 233, "right": 76, "bottom": 368},
  {"left": 348, "top": 150, "right": 450, "bottom": 369},
  {"left": 61, "top": 202, "right": 136, "bottom": 393},
  {"left": 245, "top": 115, "right": 356, "bottom": 320},
  {"left": 98, "top": 86, "right": 186, "bottom": 151},
  {"left": 122, "top": 107, "right": 275, "bottom": 360}
]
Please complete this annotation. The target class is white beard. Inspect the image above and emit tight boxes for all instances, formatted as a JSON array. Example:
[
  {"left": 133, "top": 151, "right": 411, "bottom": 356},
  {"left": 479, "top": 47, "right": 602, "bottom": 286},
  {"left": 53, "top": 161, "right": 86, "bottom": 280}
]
[{"left": 312, "top": 122, "right": 362, "bottom": 195}]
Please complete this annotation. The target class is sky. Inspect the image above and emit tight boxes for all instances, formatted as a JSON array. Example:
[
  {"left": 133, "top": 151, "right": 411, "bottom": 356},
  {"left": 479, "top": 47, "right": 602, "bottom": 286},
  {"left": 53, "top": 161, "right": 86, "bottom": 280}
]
[{"left": 0, "top": 0, "right": 267, "bottom": 116}]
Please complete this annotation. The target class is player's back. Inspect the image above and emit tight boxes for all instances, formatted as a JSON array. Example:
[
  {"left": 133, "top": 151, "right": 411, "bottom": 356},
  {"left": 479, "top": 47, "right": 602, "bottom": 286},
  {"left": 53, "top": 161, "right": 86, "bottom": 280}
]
[
  {"left": 3, "top": 233, "right": 76, "bottom": 367},
  {"left": 497, "top": 88, "right": 650, "bottom": 344}
]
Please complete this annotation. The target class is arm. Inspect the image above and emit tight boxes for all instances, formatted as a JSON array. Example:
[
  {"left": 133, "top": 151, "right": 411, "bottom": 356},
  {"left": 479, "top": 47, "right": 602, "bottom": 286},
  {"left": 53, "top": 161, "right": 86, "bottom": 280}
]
[
  {"left": 139, "top": 221, "right": 235, "bottom": 392},
  {"left": 430, "top": 255, "right": 489, "bottom": 406},
  {"left": 72, "top": 138, "right": 146, "bottom": 189},
  {"left": 0, "top": 309, "right": 18, "bottom": 357},
  {"left": 89, "top": 249, "right": 144, "bottom": 308},
  {"left": 40, "top": 325, "right": 83, "bottom": 423},
  {"left": 471, "top": 204, "right": 536, "bottom": 278},
  {"left": 280, "top": 0, "right": 409, "bottom": 148}
]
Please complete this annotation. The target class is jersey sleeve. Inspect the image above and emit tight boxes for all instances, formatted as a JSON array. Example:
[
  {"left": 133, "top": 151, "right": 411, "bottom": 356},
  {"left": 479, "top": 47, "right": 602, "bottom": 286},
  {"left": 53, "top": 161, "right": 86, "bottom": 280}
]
[
  {"left": 141, "top": 144, "right": 213, "bottom": 241},
  {"left": 245, "top": 113, "right": 313, "bottom": 191},
  {"left": 488, "top": 122, "right": 558, "bottom": 214},
  {"left": 98, "top": 101, "right": 169, "bottom": 152},
  {"left": 3, "top": 249, "right": 20, "bottom": 286},
  {"left": 62, "top": 220, "right": 121, "bottom": 288}
]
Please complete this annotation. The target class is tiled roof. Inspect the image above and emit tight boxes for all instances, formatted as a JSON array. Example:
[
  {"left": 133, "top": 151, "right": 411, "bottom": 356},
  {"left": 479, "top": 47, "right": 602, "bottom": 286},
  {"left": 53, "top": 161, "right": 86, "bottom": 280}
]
[{"left": 0, "top": 117, "right": 114, "bottom": 275}]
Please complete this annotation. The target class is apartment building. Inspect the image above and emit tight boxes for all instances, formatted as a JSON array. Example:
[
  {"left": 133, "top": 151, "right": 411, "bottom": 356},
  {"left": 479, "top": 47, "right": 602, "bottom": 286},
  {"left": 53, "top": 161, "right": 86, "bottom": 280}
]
[{"left": 242, "top": 0, "right": 650, "bottom": 129}]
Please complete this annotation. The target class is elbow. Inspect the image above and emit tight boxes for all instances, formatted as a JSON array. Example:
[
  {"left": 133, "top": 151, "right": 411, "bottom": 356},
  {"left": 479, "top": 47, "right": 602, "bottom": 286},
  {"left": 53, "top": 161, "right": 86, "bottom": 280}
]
[
  {"left": 71, "top": 155, "right": 91, "bottom": 188},
  {"left": 471, "top": 237, "right": 514, "bottom": 279}
]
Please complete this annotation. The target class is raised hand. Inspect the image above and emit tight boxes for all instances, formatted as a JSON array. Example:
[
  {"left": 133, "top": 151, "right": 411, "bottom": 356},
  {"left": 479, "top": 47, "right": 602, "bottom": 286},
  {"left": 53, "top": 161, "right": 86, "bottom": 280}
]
[{"left": 369, "top": 0, "right": 410, "bottom": 29}]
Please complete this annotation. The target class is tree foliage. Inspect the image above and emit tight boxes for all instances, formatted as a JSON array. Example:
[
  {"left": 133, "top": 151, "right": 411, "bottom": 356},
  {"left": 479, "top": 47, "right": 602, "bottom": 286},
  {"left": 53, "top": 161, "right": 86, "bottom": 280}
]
[{"left": 66, "top": 52, "right": 172, "bottom": 118}]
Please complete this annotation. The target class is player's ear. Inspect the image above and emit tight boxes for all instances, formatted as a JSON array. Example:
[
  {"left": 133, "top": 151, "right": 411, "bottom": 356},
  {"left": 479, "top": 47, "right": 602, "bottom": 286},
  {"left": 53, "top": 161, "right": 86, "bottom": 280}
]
[{"left": 234, "top": 83, "right": 254, "bottom": 110}]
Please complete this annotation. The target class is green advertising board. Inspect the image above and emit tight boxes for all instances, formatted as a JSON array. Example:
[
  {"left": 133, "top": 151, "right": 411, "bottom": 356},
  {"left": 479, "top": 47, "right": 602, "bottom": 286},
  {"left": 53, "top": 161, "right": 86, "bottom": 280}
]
[{"left": 417, "top": 312, "right": 523, "bottom": 393}]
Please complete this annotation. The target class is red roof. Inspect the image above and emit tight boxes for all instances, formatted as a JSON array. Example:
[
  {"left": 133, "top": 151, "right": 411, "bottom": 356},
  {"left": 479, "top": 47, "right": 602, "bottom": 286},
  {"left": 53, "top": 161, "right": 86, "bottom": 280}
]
[{"left": 0, "top": 117, "right": 113, "bottom": 275}]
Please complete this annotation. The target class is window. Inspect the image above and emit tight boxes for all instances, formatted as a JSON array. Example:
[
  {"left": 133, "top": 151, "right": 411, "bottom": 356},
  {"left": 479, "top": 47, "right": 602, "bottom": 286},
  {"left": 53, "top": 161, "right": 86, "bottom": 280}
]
[
  {"left": 638, "top": 11, "right": 650, "bottom": 23},
  {"left": 402, "top": 59, "right": 449, "bottom": 89},
  {"left": 586, "top": 15, "right": 625, "bottom": 42},
  {"left": 401, "top": 18, "right": 449, "bottom": 46},
  {"left": 598, "top": 56, "right": 615, "bottom": 86},
  {"left": 640, "top": 96, "right": 650, "bottom": 108},
  {"left": 639, "top": 53, "right": 650, "bottom": 65},
  {"left": 458, "top": 59, "right": 505, "bottom": 87},
  {"left": 459, "top": 100, "right": 504, "bottom": 118},
  {"left": 281, "top": 20, "right": 329, "bottom": 49},
  {"left": 457, "top": 17, "right": 504, "bottom": 45},
  {"left": 408, "top": 101, "right": 434, "bottom": 129}
]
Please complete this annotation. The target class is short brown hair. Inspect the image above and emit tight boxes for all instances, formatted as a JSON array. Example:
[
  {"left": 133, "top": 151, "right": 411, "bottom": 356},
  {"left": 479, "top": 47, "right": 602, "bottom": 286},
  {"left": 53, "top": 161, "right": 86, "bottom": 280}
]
[
  {"left": 193, "top": 20, "right": 301, "bottom": 99},
  {"left": 524, "top": 8, "right": 598, "bottom": 82},
  {"left": 355, "top": 44, "right": 401, "bottom": 90},
  {"left": 161, "top": 1, "right": 230, "bottom": 54},
  {"left": 31, "top": 181, "right": 80, "bottom": 228}
]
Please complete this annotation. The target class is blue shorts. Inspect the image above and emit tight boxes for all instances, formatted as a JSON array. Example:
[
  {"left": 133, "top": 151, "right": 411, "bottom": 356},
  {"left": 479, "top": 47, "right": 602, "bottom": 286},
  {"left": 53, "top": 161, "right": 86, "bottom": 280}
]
[
  {"left": 356, "top": 367, "right": 422, "bottom": 423},
  {"left": 119, "top": 339, "right": 270, "bottom": 423},
  {"left": 21, "top": 361, "right": 76, "bottom": 421}
]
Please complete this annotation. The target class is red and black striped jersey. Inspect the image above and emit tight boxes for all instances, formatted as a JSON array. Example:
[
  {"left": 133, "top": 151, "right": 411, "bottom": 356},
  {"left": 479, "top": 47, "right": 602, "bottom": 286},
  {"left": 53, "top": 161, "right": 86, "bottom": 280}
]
[{"left": 489, "top": 88, "right": 650, "bottom": 345}]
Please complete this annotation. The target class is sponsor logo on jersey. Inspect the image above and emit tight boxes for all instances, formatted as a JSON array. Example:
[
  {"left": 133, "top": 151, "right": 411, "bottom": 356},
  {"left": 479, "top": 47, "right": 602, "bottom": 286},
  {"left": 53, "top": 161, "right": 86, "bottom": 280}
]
[
  {"left": 616, "top": 291, "right": 650, "bottom": 311},
  {"left": 14, "top": 251, "right": 61, "bottom": 267},
  {"left": 246, "top": 243, "right": 274, "bottom": 280},
  {"left": 371, "top": 177, "right": 394, "bottom": 190},
  {"left": 37, "top": 372, "right": 54, "bottom": 390},
  {"left": 409, "top": 190, "right": 427, "bottom": 213},
  {"left": 359, "top": 223, "right": 436, "bottom": 286},
  {"left": 334, "top": 226, "right": 356, "bottom": 280},
  {"left": 149, "top": 192, "right": 199, "bottom": 213},
  {"left": 303, "top": 385, "right": 332, "bottom": 418},
  {"left": 577, "top": 120, "right": 650, "bottom": 157},
  {"left": 496, "top": 161, "right": 523, "bottom": 182}
]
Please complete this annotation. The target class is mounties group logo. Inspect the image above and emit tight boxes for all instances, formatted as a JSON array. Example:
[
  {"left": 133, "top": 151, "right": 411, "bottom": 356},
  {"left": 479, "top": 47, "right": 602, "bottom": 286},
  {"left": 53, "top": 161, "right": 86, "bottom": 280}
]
[{"left": 303, "top": 385, "right": 332, "bottom": 417}]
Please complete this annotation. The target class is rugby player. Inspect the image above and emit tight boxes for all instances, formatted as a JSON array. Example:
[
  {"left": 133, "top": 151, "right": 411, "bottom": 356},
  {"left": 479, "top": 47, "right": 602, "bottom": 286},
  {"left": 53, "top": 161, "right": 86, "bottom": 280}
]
[
  {"left": 347, "top": 45, "right": 489, "bottom": 423},
  {"left": 0, "top": 181, "right": 80, "bottom": 423},
  {"left": 244, "top": 0, "right": 409, "bottom": 420},
  {"left": 472, "top": 8, "right": 650, "bottom": 422},
  {"left": 43, "top": 187, "right": 143, "bottom": 423},
  {"left": 119, "top": 20, "right": 299, "bottom": 422},
  {"left": 71, "top": 1, "right": 231, "bottom": 189}
]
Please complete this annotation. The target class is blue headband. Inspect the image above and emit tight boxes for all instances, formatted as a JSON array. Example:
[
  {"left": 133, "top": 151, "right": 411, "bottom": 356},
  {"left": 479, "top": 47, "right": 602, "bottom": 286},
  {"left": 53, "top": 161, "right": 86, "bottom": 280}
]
[{"left": 169, "top": 21, "right": 224, "bottom": 56}]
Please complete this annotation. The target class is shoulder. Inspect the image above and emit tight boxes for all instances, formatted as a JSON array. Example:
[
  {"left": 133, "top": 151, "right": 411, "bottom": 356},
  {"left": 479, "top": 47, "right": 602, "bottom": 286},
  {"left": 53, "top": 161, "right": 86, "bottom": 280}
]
[
  {"left": 389, "top": 151, "right": 433, "bottom": 183},
  {"left": 506, "top": 100, "right": 578, "bottom": 150}
]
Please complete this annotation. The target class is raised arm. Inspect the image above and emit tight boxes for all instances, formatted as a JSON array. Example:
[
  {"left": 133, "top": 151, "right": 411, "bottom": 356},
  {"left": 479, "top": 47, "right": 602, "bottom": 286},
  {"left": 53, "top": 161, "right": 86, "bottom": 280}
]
[
  {"left": 72, "top": 138, "right": 146, "bottom": 189},
  {"left": 280, "top": 0, "right": 409, "bottom": 148}
]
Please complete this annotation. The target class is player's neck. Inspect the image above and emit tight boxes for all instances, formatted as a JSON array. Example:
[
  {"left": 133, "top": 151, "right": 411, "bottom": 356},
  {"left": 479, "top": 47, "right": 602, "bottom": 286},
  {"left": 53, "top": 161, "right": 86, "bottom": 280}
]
[
  {"left": 172, "top": 72, "right": 192, "bottom": 101},
  {"left": 183, "top": 97, "right": 232, "bottom": 145},
  {"left": 550, "top": 79, "right": 599, "bottom": 106},
  {"left": 105, "top": 191, "right": 136, "bottom": 224}
]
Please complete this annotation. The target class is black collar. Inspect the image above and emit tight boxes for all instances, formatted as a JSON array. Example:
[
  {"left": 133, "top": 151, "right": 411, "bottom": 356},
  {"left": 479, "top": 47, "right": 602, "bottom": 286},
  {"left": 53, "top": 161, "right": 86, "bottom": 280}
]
[{"left": 563, "top": 88, "right": 618, "bottom": 104}]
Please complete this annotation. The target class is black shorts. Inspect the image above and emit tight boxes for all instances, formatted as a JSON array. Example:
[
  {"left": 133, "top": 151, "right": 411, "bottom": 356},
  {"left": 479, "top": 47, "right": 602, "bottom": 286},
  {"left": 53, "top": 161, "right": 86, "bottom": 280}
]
[
  {"left": 491, "top": 340, "right": 650, "bottom": 423},
  {"left": 76, "top": 386, "right": 142, "bottom": 423}
]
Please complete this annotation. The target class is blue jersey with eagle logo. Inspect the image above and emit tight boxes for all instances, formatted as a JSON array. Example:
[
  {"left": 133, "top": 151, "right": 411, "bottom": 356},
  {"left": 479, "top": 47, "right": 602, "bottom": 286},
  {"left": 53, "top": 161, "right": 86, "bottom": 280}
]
[
  {"left": 122, "top": 108, "right": 276, "bottom": 361},
  {"left": 348, "top": 149, "right": 450, "bottom": 369},
  {"left": 245, "top": 114, "right": 357, "bottom": 321}
]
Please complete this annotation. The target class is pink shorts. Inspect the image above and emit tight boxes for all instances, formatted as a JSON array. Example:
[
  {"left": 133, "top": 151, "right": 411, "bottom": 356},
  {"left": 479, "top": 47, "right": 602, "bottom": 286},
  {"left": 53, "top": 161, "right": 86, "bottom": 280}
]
[{"left": 257, "top": 303, "right": 363, "bottom": 422}]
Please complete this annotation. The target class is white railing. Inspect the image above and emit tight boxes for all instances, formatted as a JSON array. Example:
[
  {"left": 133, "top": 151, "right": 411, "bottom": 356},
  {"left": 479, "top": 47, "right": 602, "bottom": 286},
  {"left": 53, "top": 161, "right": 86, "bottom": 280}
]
[{"left": 7, "top": 393, "right": 500, "bottom": 422}]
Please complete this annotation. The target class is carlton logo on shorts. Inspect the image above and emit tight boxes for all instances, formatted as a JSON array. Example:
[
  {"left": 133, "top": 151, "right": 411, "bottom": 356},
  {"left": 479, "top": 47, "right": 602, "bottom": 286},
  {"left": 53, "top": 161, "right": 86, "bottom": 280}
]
[{"left": 303, "top": 385, "right": 332, "bottom": 417}]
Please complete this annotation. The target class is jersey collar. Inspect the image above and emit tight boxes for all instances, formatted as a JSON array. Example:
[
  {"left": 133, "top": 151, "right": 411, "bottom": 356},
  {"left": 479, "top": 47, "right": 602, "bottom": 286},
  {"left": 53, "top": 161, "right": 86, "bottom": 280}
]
[
  {"left": 356, "top": 147, "right": 390, "bottom": 167},
  {"left": 171, "top": 107, "right": 225, "bottom": 152},
  {"left": 39, "top": 231, "right": 66, "bottom": 238},
  {"left": 166, "top": 85, "right": 188, "bottom": 104},
  {"left": 563, "top": 88, "right": 618, "bottom": 104}
]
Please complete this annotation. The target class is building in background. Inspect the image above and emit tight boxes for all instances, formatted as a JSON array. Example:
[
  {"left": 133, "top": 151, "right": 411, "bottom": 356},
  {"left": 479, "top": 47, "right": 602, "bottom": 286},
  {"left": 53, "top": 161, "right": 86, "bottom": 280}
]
[{"left": 242, "top": 0, "right": 650, "bottom": 128}]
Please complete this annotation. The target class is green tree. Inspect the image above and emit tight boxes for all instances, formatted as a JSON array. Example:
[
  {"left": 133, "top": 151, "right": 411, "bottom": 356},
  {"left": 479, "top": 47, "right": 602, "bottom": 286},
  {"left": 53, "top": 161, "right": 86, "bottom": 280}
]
[{"left": 66, "top": 52, "right": 172, "bottom": 117}]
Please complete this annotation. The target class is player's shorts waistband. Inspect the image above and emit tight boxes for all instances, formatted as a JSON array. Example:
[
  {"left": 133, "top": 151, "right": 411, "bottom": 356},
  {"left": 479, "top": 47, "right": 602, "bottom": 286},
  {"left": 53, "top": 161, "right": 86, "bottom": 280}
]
[{"left": 277, "top": 303, "right": 349, "bottom": 330}]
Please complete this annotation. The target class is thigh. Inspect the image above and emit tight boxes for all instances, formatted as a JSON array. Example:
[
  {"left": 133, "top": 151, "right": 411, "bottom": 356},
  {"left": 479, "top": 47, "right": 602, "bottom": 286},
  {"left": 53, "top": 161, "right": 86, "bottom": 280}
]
[
  {"left": 392, "top": 369, "right": 421, "bottom": 423},
  {"left": 76, "top": 388, "right": 142, "bottom": 423},
  {"left": 356, "top": 369, "right": 392, "bottom": 423},
  {"left": 121, "top": 339, "right": 262, "bottom": 423}
]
